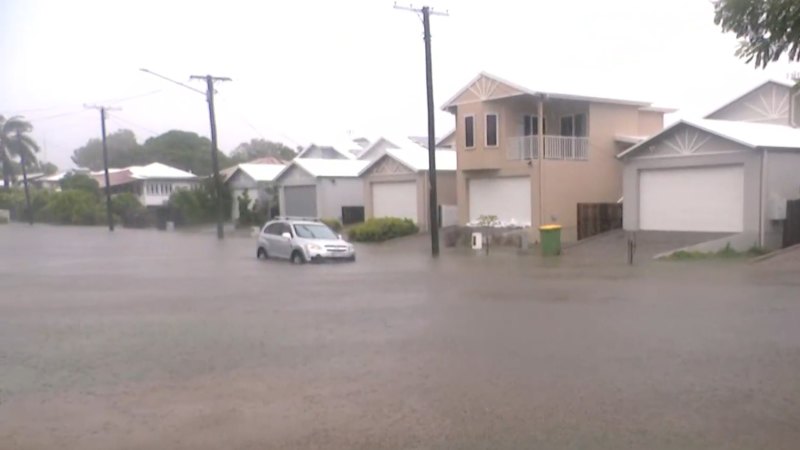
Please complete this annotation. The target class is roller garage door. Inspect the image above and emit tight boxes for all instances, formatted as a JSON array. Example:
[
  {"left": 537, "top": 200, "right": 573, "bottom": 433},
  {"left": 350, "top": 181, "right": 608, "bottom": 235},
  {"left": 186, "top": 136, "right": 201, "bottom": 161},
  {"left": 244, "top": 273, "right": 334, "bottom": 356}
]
[
  {"left": 283, "top": 185, "right": 317, "bottom": 217},
  {"left": 372, "top": 181, "right": 418, "bottom": 222},
  {"left": 639, "top": 165, "right": 744, "bottom": 232},
  {"left": 468, "top": 177, "right": 531, "bottom": 224}
]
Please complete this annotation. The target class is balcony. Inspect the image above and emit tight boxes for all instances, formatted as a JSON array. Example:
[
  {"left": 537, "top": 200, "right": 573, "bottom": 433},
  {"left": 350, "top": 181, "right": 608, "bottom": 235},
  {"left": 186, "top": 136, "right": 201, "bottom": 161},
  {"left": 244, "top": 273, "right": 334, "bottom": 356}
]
[{"left": 507, "top": 135, "right": 589, "bottom": 161}]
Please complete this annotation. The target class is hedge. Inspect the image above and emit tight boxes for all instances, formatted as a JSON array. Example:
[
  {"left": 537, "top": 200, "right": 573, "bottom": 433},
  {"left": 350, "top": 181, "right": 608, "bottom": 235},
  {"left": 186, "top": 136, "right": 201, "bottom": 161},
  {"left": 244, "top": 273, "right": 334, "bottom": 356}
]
[
  {"left": 320, "top": 218, "right": 343, "bottom": 232},
  {"left": 348, "top": 217, "right": 418, "bottom": 242}
]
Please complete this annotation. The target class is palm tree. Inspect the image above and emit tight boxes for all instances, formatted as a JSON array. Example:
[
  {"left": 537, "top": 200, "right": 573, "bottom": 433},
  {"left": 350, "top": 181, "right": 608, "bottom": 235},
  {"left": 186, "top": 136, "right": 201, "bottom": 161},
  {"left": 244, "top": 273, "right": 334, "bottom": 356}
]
[{"left": 1, "top": 115, "right": 40, "bottom": 223}]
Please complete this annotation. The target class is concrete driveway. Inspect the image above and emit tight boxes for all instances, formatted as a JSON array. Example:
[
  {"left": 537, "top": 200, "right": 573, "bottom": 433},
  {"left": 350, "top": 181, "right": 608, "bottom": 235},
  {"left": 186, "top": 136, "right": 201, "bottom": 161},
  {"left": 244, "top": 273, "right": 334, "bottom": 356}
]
[
  {"left": 562, "top": 229, "right": 731, "bottom": 264},
  {"left": 0, "top": 225, "right": 799, "bottom": 450}
]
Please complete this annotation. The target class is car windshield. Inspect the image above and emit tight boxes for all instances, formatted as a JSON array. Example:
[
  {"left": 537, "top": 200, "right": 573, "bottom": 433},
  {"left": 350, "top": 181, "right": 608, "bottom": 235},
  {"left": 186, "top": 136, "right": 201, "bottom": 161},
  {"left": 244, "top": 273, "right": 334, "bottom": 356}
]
[{"left": 293, "top": 224, "right": 338, "bottom": 240}]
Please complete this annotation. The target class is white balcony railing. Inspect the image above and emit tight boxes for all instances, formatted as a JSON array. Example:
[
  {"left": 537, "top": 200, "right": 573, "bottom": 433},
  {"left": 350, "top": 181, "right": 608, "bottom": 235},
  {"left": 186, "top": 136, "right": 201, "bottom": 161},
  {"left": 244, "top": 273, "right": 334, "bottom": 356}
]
[{"left": 507, "top": 135, "right": 589, "bottom": 161}]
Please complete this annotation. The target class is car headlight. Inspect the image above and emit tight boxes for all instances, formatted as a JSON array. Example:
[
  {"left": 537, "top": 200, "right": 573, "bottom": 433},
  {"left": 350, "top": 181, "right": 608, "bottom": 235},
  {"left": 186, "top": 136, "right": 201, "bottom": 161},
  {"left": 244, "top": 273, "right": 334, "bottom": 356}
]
[{"left": 306, "top": 243, "right": 322, "bottom": 252}]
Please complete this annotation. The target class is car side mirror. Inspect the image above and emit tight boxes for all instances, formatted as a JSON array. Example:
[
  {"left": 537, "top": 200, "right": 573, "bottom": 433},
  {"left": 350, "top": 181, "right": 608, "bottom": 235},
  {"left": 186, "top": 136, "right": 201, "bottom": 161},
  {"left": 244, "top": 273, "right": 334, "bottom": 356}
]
[
  {"left": 338, "top": 234, "right": 343, "bottom": 240},
  {"left": 281, "top": 232, "right": 292, "bottom": 239}
]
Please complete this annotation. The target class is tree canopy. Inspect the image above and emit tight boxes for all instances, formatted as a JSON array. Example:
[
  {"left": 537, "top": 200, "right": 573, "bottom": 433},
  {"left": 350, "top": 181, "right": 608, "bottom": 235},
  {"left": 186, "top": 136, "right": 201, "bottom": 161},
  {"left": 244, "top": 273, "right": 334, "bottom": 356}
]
[
  {"left": 70, "top": 129, "right": 232, "bottom": 176},
  {"left": 714, "top": 0, "right": 800, "bottom": 68},
  {"left": 229, "top": 138, "right": 296, "bottom": 164},
  {"left": 1, "top": 115, "right": 40, "bottom": 189},
  {"left": 70, "top": 129, "right": 144, "bottom": 171}
]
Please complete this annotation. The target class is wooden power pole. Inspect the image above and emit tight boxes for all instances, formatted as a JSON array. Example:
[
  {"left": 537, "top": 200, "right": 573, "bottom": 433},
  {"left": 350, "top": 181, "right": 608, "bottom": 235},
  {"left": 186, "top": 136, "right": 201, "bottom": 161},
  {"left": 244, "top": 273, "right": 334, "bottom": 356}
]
[
  {"left": 395, "top": 2, "right": 448, "bottom": 257},
  {"left": 85, "top": 104, "right": 121, "bottom": 231}
]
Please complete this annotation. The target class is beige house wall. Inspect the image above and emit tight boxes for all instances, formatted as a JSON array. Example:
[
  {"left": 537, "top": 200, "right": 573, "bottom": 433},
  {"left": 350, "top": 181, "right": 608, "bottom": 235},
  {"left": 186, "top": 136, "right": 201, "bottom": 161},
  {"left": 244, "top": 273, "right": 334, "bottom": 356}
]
[{"left": 449, "top": 76, "right": 665, "bottom": 242}]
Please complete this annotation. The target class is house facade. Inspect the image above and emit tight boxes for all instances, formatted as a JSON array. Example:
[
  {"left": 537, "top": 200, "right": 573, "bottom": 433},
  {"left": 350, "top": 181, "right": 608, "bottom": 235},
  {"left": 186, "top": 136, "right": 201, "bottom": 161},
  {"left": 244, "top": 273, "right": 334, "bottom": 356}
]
[
  {"left": 443, "top": 72, "right": 670, "bottom": 241},
  {"left": 90, "top": 162, "right": 198, "bottom": 207},
  {"left": 224, "top": 163, "right": 285, "bottom": 221},
  {"left": 274, "top": 159, "right": 369, "bottom": 223},
  {"left": 620, "top": 81, "right": 800, "bottom": 250},
  {"left": 360, "top": 147, "right": 458, "bottom": 231}
]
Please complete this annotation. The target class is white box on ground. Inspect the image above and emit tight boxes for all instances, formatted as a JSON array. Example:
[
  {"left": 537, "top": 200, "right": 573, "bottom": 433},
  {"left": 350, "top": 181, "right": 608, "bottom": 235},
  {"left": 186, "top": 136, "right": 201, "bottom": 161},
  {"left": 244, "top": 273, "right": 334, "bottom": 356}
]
[{"left": 472, "top": 232, "right": 483, "bottom": 250}]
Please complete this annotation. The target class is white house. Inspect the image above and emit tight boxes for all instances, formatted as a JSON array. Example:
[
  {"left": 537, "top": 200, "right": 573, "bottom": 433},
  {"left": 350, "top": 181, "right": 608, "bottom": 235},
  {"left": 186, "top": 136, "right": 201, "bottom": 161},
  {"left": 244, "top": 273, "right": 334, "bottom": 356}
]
[
  {"left": 90, "top": 162, "right": 199, "bottom": 207},
  {"left": 274, "top": 158, "right": 369, "bottom": 223},
  {"left": 224, "top": 163, "right": 285, "bottom": 220},
  {"left": 360, "top": 145, "right": 458, "bottom": 231},
  {"left": 619, "top": 80, "right": 800, "bottom": 250}
]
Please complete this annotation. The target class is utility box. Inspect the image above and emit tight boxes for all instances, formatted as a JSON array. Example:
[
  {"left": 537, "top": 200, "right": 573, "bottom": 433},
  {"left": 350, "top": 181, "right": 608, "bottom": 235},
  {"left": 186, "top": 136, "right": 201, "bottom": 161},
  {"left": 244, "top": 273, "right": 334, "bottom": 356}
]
[
  {"left": 471, "top": 232, "right": 483, "bottom": 250},
  {"left": 539, "top": 224, "right": 562, "bottom": 256}
]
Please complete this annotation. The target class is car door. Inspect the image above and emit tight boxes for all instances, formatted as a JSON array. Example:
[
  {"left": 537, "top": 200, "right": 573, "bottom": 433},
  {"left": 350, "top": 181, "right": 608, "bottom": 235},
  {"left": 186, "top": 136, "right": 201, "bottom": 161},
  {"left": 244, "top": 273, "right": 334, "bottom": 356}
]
[
  {"left": 270, "top": 222, "right": 293, "bottom": 259},
  {"left": 262, "top": 222, "right": 285, "bottom": 258}
]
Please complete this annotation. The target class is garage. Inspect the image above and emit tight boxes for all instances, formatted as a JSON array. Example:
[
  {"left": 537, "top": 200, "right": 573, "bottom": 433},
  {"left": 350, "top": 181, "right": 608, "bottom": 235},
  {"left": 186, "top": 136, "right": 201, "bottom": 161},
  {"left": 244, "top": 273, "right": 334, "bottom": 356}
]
[
  {"left": 283, "top": 185, "right": 317, "bottom": 217},
  {"left": 639, "top": 165, "right": 744, "bottom": 232},
  {"left": 372, "top": 181, "right": 418, "bottom": 222},
  {"left": 469, "top": 176, "right": 531, "bottom": 224}
]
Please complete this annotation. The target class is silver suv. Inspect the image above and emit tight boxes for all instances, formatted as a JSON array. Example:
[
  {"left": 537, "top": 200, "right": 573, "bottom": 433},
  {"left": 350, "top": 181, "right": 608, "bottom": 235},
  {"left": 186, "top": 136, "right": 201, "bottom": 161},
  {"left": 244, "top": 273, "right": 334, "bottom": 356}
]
[{"left": 256, "top": 217, "right": 355, "bottom": 264}]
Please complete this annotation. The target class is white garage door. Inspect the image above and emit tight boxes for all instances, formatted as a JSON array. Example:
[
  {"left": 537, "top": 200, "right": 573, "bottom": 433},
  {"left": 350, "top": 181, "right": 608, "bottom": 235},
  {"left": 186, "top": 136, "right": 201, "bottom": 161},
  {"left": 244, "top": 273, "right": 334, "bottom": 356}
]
[
  {"left": 372, "top": 181, "right": 418, "bottom": 222},
  {"left": 639, "top": 165, "right": 744, "bottom": 232},
  {"left": 469, "top": 177, "right": 531, "bottom": 224}
]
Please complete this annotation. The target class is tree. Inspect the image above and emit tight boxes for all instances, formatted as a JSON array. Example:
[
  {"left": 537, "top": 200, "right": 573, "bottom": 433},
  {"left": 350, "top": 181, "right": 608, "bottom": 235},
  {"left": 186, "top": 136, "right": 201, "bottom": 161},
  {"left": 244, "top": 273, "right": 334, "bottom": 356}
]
[
  {"left": 714, "top": 0, "right": 800, "bottom": 68},
  {"left": 1, "top": 115, "right": 40, "bottom": 189},
  {"left": 71, "top": 129, "right": 144, "bottom": 170},
  {"left": 142, "top": 130, "right": 231, "bottom": 176},
  {"left": 229, "top": 138, "right": 296, "bottom": 164},
  {"left": 40, "top": 162, "right": 58, "bottom": 175},
  {"left": 60, "top": 173, "right": 100, "bottom": 196}
]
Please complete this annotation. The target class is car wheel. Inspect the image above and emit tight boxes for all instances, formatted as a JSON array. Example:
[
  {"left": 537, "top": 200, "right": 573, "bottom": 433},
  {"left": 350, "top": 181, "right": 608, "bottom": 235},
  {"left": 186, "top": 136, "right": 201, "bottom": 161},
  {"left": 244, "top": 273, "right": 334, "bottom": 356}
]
[
  {"left": 257, "top": 247, "right": 268, "bottom": 260},
  {"left": 290, "top": 251, "right": 306, "bottom": 265}
]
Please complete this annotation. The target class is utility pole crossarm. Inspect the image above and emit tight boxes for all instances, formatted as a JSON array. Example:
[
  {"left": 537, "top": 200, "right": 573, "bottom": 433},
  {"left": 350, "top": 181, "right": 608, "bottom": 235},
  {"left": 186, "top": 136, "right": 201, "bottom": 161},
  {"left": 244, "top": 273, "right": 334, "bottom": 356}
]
[{"left": 393, "top": 3, "right": 449, "bottom": 16}]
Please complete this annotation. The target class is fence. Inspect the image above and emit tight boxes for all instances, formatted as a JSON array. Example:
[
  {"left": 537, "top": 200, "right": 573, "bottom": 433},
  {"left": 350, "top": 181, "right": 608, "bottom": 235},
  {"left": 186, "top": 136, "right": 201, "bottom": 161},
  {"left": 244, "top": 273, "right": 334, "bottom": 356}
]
[
  {"left": 783, "top": 199, "right": 800, "bottom": 248},
  {"left": 341, "top": 206, "right": 365, "bottom": 225},
  {"left": 577, "top": 203, "right": 623, "bottom": 240}
]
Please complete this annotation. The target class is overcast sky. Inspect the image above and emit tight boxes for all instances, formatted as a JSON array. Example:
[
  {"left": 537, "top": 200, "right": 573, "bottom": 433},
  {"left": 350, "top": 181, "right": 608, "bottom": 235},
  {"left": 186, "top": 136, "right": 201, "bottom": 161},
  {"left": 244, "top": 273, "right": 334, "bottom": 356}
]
[{"left": 1, "top": 0, "right": 797, "bottom": 170}]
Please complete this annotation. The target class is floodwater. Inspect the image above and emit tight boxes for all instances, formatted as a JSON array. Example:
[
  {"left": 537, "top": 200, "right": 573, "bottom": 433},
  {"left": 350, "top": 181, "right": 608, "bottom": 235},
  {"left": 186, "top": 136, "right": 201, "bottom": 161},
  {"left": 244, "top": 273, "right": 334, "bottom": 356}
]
[{"left": 1, "top": 224, "right": 799, "bottom": 449}]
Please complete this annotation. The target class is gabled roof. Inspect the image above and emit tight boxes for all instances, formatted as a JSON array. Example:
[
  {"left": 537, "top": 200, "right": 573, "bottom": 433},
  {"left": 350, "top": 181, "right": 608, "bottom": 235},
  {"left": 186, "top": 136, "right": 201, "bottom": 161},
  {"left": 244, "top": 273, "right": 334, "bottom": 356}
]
[
  {"left": 618, "top": 118, "right": 800, "bottom": 158},
  {"left": 128, "top": 162, "right": 197, "bottom": 179},
  {"left": 704, "top": 79, "right": 795, "bottom": 119},
  {"left": 442, "top": 71, "right": 658, "bottom": 112},
  {"left": 360, "top": 148, "right": 457, "bottom": 175},
  {"left": 436, "top": 129, "right": 456, "bottom": 147},
  {"left": 357, "top": 135, "right": 425, "bottom": 161},
  {"left": 231, "top": 163, "right": 286, "bottom": 183},
  {"left": 276, "top": 158, "right": 369, "bottom": 180}
]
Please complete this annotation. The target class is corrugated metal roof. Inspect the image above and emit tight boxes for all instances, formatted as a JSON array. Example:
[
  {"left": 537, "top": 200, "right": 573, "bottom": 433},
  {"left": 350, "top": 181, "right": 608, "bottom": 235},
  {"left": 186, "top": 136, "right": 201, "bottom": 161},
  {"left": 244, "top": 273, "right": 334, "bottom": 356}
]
[
  {"left": 128, "top": 162, "right": 197, "bottom": 179},
  {"left": 237, "top": 163, "right": 285, "bottom": 182},
  {"left": 282, "top": 158, "right": 370, "bottom": 178},
  {"left": 618, "top": 119, "right": 800, "bottom": 158}
]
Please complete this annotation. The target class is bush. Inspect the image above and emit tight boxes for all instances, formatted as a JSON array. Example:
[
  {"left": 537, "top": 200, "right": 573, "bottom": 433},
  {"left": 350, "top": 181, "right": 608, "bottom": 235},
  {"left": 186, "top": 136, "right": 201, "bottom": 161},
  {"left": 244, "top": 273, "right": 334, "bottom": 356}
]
[
  {"left": 168, "top": 180, "right": 231, "bottom": 226},
  {"left": 39, "top": 190, "right": 106, "bottom": 225},
  {"left": 112, "top": 193, "right": 152, "bottom": 228},
  {"left": 60, "top": 174, "right": 100, "bottom": 197},
  {"left": 348, "top": 217, "right": 418, "bottom": 242},
  {"left": 320, "top": 218, "right": 343, "bottom": 232}
]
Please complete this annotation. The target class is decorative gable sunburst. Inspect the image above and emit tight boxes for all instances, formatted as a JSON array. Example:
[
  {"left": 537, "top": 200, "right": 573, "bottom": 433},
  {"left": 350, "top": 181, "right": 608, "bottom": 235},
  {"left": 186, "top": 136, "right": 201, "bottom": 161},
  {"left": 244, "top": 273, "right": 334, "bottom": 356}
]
[
  {"left": 372, "top": 156, "right": 413, "bottom": 175},
  {"left": 663, "top": 129, "right": 710, "bottom": 155},
  {"left": 468, "top": 76, "right": 499, "bottom": 100},
  {"left": 744, "top": 84, "right": 789, "bottom": 121}
]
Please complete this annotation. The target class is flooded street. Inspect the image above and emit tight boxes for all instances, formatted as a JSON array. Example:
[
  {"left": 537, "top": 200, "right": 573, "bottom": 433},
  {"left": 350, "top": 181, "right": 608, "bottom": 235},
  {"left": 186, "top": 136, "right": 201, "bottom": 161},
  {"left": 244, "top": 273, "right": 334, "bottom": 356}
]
[{"left": 1, "top": 225, "right": 799, "bottom": 449}]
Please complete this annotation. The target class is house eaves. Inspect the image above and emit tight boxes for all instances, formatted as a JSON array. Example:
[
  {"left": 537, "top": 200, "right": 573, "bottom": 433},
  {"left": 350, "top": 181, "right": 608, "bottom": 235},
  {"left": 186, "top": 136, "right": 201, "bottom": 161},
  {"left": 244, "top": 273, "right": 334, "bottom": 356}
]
[{"left": 441, "top": 71, "right": 654, "bottom": 112}]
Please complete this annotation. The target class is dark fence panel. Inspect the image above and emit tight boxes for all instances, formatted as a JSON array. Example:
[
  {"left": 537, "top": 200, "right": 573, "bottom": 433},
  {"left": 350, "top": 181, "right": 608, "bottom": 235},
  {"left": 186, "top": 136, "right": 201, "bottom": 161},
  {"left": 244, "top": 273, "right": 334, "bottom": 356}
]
[
  {"left": 342, "top": 206, "right": 365, "bottom": 225},
  {"left": 783, "top": 199, "right": 800, "bottom": 248},
  {"left": 577, "top": 203, "right": 623, "bottom": 240}
]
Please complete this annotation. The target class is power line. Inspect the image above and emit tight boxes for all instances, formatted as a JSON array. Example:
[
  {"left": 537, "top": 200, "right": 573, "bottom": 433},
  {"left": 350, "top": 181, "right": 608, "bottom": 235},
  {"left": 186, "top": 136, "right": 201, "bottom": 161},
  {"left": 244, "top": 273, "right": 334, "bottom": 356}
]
[{"left": 108, "top": 114, "right": 160, "bottom": 136}]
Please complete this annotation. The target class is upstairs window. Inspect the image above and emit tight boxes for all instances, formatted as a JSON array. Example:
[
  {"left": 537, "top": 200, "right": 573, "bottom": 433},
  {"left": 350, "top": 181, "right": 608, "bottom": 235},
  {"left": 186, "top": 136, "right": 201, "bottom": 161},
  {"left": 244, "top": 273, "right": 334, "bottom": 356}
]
[
  {"left": 485, "top": 114, "right": 498, "bottom": 147},
  {"left": 464, "top": 115, "right": 475, "bottom": 148},
  {"left": 523, "top": 115, "right": 546, "bottom": 136},
  {"left": 560, "top": 116, "right": 574, "bottom": 137},
  {"left": 574, "top": 113, "right": 587, "bottom": 137}
]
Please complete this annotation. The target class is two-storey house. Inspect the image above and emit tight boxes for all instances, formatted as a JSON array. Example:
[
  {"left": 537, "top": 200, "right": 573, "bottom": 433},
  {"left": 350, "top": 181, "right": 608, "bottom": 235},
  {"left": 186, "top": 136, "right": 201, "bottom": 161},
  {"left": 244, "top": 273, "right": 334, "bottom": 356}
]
[{"left": 442, "top": 72, "right": 671, "bottom": 242}]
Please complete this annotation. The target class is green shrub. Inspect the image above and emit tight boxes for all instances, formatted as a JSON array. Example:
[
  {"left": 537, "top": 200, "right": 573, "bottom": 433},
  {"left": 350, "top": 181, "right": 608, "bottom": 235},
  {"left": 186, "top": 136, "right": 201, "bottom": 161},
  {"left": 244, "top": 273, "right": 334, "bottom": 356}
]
[
  {"left": 320, "top": 218, "right": 343, "bottom": 232},
  {"left": 112, "top": 193, "right": 152, "bottom": 228},
  {"left": 60, "top": 174, "right": 100, "bottom": 197},
  {"left": 39, "top": 190, "right": 105, "bottom": 225},
  {"left": 168, "top": 181, "right": 231, "bottom": 226},
  {"left": 348, "top": 217, "right": 418, "bottom": 242}
]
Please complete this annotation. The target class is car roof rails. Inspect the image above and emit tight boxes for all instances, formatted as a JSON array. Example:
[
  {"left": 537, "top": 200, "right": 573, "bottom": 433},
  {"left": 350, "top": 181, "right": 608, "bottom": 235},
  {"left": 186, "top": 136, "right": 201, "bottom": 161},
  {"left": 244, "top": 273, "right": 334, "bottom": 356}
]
[{"left": 273, "top": 216, "right": 321, "bottom": 222}]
